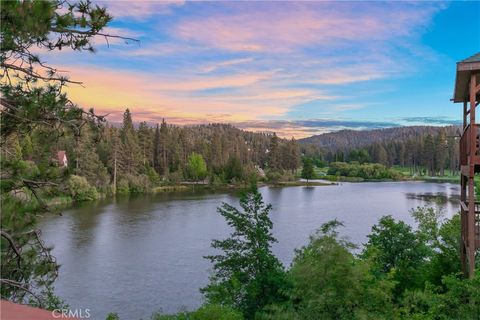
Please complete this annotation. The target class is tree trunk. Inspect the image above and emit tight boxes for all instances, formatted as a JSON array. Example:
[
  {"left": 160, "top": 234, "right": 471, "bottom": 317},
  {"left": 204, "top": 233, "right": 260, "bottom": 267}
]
[{"left": 113, "top": 148, "right": 117, "bottom": 194}]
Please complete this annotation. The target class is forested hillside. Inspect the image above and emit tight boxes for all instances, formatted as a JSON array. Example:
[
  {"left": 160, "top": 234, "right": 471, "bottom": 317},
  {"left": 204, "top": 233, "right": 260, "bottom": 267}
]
[
  {"left": 3, "top": 108, "right": 302, "bottom": 197},
  {"left": 300, "top": 126, "right": 460, "bottom": 176},
  {"left": 299, "top": 126, "right": 459, "bottom": 151}
]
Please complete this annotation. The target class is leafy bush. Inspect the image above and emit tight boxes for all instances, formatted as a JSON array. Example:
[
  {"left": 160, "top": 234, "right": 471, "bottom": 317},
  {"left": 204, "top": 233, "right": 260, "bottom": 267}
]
[
  {"left": 66, "top": 175, "right": 98, "bottom": 201},
  {"left": 209, "top": 173, "right": 225, "bottom": 189},
  {"left": 266, "top": 171, "right": 282, "bottom": 184},
  {"left": 282, "top": 221, "right": 396, "bottom": 319},
  {"left": 116, "top": 178, "right": 130, "bottom": 195},
  {"left": 224, "top": 156, "right": 244, "bottom": 182},
  {"left": 129, "top": 174, "right": 150, "bottom": 193},
  {"left": 150, "top": 305, "right": 243, "bottom": 320},
  {"left": 145, "top": 166, "right": 161, "bottom": 185},
  {"left": 166, "top": 171, "right": 182, "bottom": 184},
  {"left": 327, "top": 162, "right": 400, "bottom": 180},
  {"left": 192, "top": 304, "right": 243, "bottom": 320},
  {"left": 116, "top": 174, "right": 151, "bottom": 194},
  {"left": 186, "top": 152, "right": 208, "bottom": 181}
]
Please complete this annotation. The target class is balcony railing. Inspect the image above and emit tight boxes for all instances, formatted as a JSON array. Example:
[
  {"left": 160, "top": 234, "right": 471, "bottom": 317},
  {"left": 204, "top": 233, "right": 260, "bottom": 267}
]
[
  {"left": 460, "top": 124, "right": 480, "bottom": 166},
  {"left": 461, "top": 201, "right": 480, "bottom": 248}
]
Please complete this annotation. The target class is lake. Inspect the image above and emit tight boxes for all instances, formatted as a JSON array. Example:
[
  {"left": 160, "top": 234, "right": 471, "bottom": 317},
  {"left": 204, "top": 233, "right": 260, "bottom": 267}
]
[{"left": 38, "top": 182, "right": 459, "bottom": 319}]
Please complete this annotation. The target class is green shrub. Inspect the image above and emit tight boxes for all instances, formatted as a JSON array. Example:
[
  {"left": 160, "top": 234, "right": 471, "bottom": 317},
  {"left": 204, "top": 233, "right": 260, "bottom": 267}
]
[
  {"left": 116, "top": 178, "right": 130, "bottom": 195},
  {"left": 166, "top": 171, "right": 183, "bottom": 184},
  {"left": 327, "top": 162, "right": 400, "bottom": 180},
  {"left": 150, "top": 305, "right": 242, "bottom": 320},
  {"left": 266, "top": 171, "right": 282, "bottom": 184},
  {"left": 127, "top": 174, "right": 150, "bottom": 193},
  {"left": 66, "top": 175, "right": 98, "bottom": 201},
  {"left": 145, "top": 166, "right": 161, "bottom": 185},
  {"left": 191, "top": 304, "right": 243, "bottom": 320},
  {"left": 209, "top": 173, "right": 225, "bottom": 189}
]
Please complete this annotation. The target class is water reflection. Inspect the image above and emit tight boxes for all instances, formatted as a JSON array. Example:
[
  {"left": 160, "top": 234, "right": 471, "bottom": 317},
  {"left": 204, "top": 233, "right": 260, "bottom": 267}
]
[{"left": 38, "top": 182, "right": 459, "bottom": 320}]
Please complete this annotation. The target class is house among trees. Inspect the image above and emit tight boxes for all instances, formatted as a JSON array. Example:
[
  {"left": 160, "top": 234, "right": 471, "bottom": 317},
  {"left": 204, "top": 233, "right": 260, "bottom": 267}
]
[{"left": 56, "top": 150, "right": 68, "bottom": 168}]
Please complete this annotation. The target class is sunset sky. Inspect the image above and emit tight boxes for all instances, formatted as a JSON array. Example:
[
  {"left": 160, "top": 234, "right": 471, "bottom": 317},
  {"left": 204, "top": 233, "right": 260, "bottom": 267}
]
[{"left": 48, "top": 1, "right": 479, "bottom": 138}]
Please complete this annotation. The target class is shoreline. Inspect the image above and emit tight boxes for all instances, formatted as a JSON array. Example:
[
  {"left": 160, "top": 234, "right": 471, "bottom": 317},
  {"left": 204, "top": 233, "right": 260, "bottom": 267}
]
[{"left": 44, "top": 176, "right": 458, "bottom": 210}]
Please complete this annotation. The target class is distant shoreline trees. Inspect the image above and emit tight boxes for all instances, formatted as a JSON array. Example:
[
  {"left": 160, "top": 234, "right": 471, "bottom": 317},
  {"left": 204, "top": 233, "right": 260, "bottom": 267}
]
[{"left": 302, "top": 127, "right": 459, "bottom": 177}]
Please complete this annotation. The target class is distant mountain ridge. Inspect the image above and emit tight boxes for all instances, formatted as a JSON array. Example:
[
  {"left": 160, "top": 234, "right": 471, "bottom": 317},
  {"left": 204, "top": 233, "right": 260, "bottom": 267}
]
[{"left": 298, "top": 126, "right": 459, "bottom": 152}]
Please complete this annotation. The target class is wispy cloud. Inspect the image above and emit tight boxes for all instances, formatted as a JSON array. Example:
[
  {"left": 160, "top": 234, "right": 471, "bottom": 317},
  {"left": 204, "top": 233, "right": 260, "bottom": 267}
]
[
  {"left": 199, "top": 58, "right": 255, "bottom": 73},
  {"left": 399, "top": 117, "right": 462, "bottom": 126},
  {"left": 34, "top": 1, "right": 462, "bottom": 138},
  {"left": 174, "top": 2, "right": 443, "bottom": 53},
  {"left": 60, "top": 65, "right": 319, "bottom": 122},
  {"left": 99, "top": 0, "right": 185, "bottom": 20}
]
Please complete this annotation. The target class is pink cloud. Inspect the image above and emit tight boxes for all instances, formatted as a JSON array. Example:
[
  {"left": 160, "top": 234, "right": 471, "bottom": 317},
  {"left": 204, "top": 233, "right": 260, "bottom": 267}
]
[
  {"left": 58, "top": 65, "right": 324, "bottom": 124},
  {"left": 174, "top": 2, "right": 443, "bottom": 52},
  {"left": 99, "top": 1, "right": 185, "bottom": 20}
]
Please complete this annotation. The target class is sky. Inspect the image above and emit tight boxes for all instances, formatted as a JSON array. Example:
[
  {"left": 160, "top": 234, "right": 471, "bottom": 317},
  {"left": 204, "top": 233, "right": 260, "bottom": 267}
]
[{"left": 47, "top": 1, "right": 480, "bottom": 138}]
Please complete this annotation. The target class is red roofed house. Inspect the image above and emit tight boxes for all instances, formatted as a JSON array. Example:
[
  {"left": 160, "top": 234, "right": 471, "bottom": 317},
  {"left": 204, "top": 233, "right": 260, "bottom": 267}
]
[{"left": 56, "top": 151, "right": 68, "bottom": 168}]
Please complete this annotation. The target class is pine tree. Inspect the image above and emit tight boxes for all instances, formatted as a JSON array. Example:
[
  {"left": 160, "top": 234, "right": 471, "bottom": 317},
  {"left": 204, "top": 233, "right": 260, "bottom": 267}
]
[
  {"left": 423, "top": 134, "right": 435, "bottom": 176},
  {"left": 202, "top": 187, "right": 286, "bottom": 318},
  {"left": 160, "top": 119, "right": 169, "bottom": 175},
  {"left": 0, "top": 0, "right": 124, "bottom": 306},
  {"left": 268, "top": 133, "right": 281, "bottom": 171},
  {"left": 138, "top": 121, "right": 153, "bottom": 168},
  {"left": 75, "top": 124, "right": 109, "bottom": 187},
  {"left": 120, "top": 109, "right": 141, "bottom": 175},
  {"left": 434, "top": 129, "right": 447, "bottom": 176},
  {"left": 301, "top": 157, "right": 315, "bottom": 185},
  {"left": 153, "top": 124, "right": 161, "bottom": 174}
]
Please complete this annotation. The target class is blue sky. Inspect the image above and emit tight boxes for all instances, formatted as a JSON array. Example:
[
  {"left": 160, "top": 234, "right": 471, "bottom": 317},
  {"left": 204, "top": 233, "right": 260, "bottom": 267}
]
[{"left": 49, "top": 1, "right": 480, "bottom": 138}]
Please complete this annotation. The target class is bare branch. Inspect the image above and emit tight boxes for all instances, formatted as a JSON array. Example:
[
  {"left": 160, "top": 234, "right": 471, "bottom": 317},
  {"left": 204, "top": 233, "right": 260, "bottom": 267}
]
[
  {"left": 0, "top": 230, "right": 22, "bottom": 268},
  {"left": 1, "top": 62, "right": 83, "bottom": 85},
  {"left": 49, "top": 28, "right": 140, "bottom": 44},
  {"left": 0, "top": 279, "right": 43, "bottom": 308}
]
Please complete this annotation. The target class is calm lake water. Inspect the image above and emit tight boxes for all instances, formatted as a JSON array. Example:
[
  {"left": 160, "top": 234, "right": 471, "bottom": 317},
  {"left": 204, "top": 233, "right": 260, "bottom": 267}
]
[{"left": 39, "top": 182, "right": 459, "bottom": 319}]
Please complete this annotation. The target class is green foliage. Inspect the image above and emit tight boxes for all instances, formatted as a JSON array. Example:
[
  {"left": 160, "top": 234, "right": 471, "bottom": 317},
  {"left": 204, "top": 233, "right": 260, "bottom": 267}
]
[
  {"left": 202, "top": 187, "right": 287, "bottom": 319},
  {"left": 75, "top": 124, "right": 110, "bottom": 188},
  {"left": 105, "top": 313, "right": 119, "bottom": 320},
  {"left": 186, "top": 152, "right": 207, "bottom": 181},
  {"left": 150, "top": 304, "right": 243, "bottom": 320},
  {"left": 400, "top": 272, "right": 480, "bottom": 319},
  {"left": 0, "top": 0, "right": 121, "bottom": 308},
  {"left": 300, "top": 157, "right": 315, "bottom": 181},
  {"left": 411, "top": 208, "right": 461, "bottom": 286},
  {"left": 312, "top": 127, "right": 459, "bottom": 177},
  {"left": 150, "top": 206, "right": 477, "bottom": 320},
  {"left": 224, "top": 156, "right": 244, "bottom": 183},
  {"left": 362, "top": 215, "right": 430, "bottom": 294},
  {"left": 66, "top": 175, "right": 98, "bottom": 202},
  {"left": 347, "top": 149, "right": 371, "bottom": 164},
  {"left": 115, "top": 174, "right": 151, "bottom": 194},
  {"left": 116, "top": 178, "right": 130, "bottom": 195},
  {"left": 191, "top": 304, "right": 243, "bottom": 320},
  {"left": 126, "top": 174, "right": 151, "bottom": 193},
  {"left": 265, "top": 171, "right": 282, "bottom": 184},
  {"left": 327, "top": 162, "right": 400, "bottom": 180},
  {"left": 277, "top": 220, "right": 396, "bottom": 320},
  {"left": 167, "top": 171, "right": 183, "bottom": 185},
  {"left": 145, "top": 165, "right": 161, "bottom": 185}
]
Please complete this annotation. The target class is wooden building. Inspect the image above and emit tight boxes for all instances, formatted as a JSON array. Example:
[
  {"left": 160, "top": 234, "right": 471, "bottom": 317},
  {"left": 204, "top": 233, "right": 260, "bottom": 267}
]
[{"left": 453, "top": 52, "right": 480, "bottom": 278}]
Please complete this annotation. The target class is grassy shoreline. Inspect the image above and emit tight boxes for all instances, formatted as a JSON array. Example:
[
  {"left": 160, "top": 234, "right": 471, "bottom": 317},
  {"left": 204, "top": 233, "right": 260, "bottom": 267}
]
[{"left": 45, "top": 168, "right": 459, "bottom": 211}]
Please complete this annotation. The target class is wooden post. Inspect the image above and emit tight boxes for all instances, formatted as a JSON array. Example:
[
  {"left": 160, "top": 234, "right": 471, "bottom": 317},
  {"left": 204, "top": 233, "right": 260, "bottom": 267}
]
[{"left": 467, "top": 73, "right": 477, "bottom": 278}]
